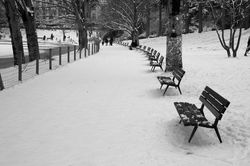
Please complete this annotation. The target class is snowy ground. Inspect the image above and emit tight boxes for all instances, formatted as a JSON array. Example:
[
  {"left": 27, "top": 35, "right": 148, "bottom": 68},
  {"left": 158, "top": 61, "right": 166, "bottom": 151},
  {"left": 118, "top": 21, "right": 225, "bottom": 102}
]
[
  {"left": 0, "top": 30, "right": 250, "bottom": 166},
  {"left": 0, "top": 29, "right": 78, "bottom": 58}
]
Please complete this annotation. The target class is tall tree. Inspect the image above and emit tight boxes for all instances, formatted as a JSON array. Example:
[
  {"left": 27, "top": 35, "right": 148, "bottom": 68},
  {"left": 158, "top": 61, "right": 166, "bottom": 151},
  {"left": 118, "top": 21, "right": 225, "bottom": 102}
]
[
  {"left": 198, "top": 2, "right": 203, "bottom": 33},
  {"left": 34, "top": 0, "right": 99, "bottom": 50},
  {"left": 15, "top": 0, "right": 40, "bottom": 62},
  {"left": 165, "top": 0, "right": 183, "bottom": 71},
  {"left": 0, "top": 3, "right": 7, "bottom": 29},
  {"left": 1, "top": 0, "right": 25, "bottom": 65},
  {"left": 158, "top": 0, "right": 163, "bottom": 36},
  {"left": 145, "top": 3, "right": 150, "bottom": 37},
  {"left": 100, "top": 0, "right": 151, "bottom": 46},
  {"left": 208, "top": 0, "right": 250, "bottom": 57},
  {"left": 57, "top": 0, "right": 98, "bottom": 50}
]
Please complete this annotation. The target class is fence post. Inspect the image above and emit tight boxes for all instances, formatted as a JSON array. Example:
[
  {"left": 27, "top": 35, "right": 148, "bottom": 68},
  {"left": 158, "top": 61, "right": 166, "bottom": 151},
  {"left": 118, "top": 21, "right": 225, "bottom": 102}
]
[
  {"left": 79, "top": 47, "right": 82, "bottom": 59},
  {"left": 59, "top": 47, "right": 62, "bottom": 65},
  {"left": 18, "top": 53, "right": 22, "bottom": 81},
  {"left": 84, "top": 47, "right": 87, "bottom": 58},
  {"left": 49, "top": 48, "right": 52, "bottom": 70},
  {"left": 0, "top": 73, "right": 4, "bottom": 90},
  {"left": 74, "top": 45, "right": 76, "bottom": 61},
  {"left": 91, "top": 43, "right": 94, "bottom": 55},
  {"left": 88, "top": 44, "right": 90, "bottom": 56},
  {"left": 67, "top": 46, "right": 70, "bottom": 63},
  {"left": 36, "top": 53, "right": 39, "bottom": 75}
]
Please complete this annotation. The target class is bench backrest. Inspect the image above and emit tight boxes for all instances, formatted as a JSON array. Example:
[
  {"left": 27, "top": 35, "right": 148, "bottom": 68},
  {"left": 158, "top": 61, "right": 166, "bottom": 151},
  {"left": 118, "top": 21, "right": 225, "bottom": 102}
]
[
  {"left": 173, "top": 68, "right": 185, "bottom": 84},
  {"left": 158, "top": 56, "right": 164, "bottom": 65},
  {"left": 153, "top": 50, "right": 157, "bottom": 56},
  {"left": 147, "top": 47, "right": 151, "bottom": 52},
  {"left": 155, "top": 53, "right": 160, "bottom": 60},
  {"left": 150, "top": 49, "right": 154, "bottom": 53},
  {"left": 199, "top": 86, "right": 230, "bottom": 120}
]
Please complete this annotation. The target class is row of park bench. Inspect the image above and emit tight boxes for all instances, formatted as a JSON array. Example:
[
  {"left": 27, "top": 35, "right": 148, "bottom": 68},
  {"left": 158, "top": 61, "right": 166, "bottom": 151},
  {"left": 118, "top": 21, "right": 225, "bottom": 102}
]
[
  {"left": 136, "top": 44, "right": 231, "bottom": 144},
  {"left": 117, "top": 42, "right": 231, "bottom": 143},
  {"left": 136, "top": 45, "right": 185, "bottom": 95}
]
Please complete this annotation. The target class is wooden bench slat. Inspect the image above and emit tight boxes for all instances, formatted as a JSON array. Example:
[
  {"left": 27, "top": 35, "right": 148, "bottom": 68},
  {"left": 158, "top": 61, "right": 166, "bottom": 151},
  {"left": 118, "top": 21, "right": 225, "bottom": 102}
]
[
  {"left": 199, "top": 96, "right": 222, "bottom": 120},
  {"left": 201, "top": 91, "right": 226, "bottom": 113},
  {"left": 173, "top": 69, "right": 185, "bottom": 82},
  {"left": 174, "top": 102, "right": 212, "bottom": 127},
  {"left": 205, "top": 86, "right": 230, "bottom": 108},
  {"left": 173, "top": 71, "right": 182, "bottom": 81}
]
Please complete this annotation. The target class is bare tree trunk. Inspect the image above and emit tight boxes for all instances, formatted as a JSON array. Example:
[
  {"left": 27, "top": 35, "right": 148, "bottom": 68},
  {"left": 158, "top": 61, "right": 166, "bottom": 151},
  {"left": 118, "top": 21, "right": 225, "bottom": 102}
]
[
  {"left": 165, "top": 0, "right": 183, "bottom": 71},
  {"left": 77, "top": 0, "right": 88, "bottom": 51},
  {"left": 18, "top": 0, "right": 39, "bottom": 62},
  {"left": 244, "top": 7, "right": 250, "bottom": 29},
  {"left": 3, "top": 0, "right": 24, "bottom": 65},
  {"left": 146, "top": 4, "right": 150, "bottom": 37},
  {"left": 183, "top": 1, "right": 190, "bottom": 34},
  {"left": 131, "top": 1, "right": 139, "bottom": 46},
  {"left": 231, "top": 28, "right": 242, "bottom": 57},
  {"left": 198, "top": 3, "right": 203, "bottom": 33},
  {"left": 23, "top": 15, "right": 40, "bottom": 61},
  {"left": 78, "top": 24, "right": 88, "bottom": 50},
  {"left": 158, "top": 1, "right": 162, "bottom": 36}
]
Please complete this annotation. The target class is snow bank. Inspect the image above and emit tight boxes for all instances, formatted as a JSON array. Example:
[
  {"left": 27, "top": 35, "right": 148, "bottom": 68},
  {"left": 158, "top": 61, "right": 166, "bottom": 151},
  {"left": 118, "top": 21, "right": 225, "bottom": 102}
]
[{"left": 0, "top": 30, "right": 250, "bottom": 166}]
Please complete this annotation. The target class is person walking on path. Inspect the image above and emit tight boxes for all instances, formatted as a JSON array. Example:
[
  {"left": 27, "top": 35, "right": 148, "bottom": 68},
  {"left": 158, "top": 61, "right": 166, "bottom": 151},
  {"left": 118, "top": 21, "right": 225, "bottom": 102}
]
[
  {"left": 105, "top": 38, "right": 108, "bottom": 46},
  {"left": 109, "top": 38, "right": 113, "bottom": 46}
]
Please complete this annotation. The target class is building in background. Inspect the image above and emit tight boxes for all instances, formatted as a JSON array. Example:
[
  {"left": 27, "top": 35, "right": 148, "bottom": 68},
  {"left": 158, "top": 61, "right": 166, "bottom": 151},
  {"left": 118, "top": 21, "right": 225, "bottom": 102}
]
[{"left": 34, "top": 0, "right": 106, "bottom": 28}]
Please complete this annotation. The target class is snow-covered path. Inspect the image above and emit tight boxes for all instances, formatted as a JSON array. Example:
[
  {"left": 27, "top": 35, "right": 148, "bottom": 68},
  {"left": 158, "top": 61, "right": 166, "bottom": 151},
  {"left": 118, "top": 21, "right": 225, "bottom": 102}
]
[
  {"left": 0, "top": 45, "right": 167, "bottom": 166},
  {"left": 0, "top": 43, "right": 249, "bottom": 166}
]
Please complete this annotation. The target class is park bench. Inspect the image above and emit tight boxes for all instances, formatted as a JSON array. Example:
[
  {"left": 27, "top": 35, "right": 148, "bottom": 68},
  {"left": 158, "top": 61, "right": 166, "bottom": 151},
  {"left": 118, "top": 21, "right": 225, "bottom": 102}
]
[
  {"left": 149, "top": 52, "right": 160, "bottom": 64},
  {"left": 151, "top": 56, "right": 164, "bottom": 72},
  {"left": 157, "top": 68, "right": 185, "bottom": 95},
  {"left": 148, "top": 50, "right": 157, "bottom": 60},
  {"left": 147, "top": 48, "right": 154, "bottom": 57},
  {"left": 136, "top": 45, "right": 142, "bottom": 50},
  {"left": 139, "top": 46, "right": 146, "bottom": 52},
  {"left": 174, "top": 86, "right": 230, "bottom": 143},
  {"left": 144, "top": 47, "right": 151, "bottom": 55}
]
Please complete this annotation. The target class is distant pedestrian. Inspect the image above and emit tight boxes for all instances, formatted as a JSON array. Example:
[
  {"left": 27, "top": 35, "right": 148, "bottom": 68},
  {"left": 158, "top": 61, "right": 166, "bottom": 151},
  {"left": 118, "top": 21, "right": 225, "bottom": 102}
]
[
  {"left": 102, "top": 40, "right": 104, "bottom": 45},
  {"left": 50, "top": 33, "right": 54, "bottom": 40},
  {"left": 105, "top": 38, "right": 108, "bottom": 46},
  {"left": 43, "top": 35, "right": 46, "bottom": 40},
  {"left": 109, "top": 38, "right": 113, "bottom": 46},
  {"left": 244, "top": 36, "right": 250, "bottom": 56}
]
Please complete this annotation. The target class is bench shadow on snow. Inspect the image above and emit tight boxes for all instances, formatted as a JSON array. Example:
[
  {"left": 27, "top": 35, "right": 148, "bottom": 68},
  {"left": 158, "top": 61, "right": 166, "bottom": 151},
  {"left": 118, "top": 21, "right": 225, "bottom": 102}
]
[
  {"left": 147, "top": 88, "right": 180, "bottom": 98},
  {"left": 165, "top": 118, "right": 219, "bottom": 147}
]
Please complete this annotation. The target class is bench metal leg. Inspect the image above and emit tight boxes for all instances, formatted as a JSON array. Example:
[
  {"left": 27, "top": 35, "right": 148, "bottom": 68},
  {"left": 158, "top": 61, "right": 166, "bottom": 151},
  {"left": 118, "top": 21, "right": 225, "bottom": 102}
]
[
  {"left": 152, "top": 66, "right": 155, "bottom": 72},
  {"left": 160, "top": 84, "right": 163, "bottom": 89},
  {"left": 163, "top": 85, "right": 169, "bottom": 95},
  {"left": 177, "top": 86, "right": 182, "bottom": 94},
  {"left": 214, "top": 126, "right": 222, "bottom": 143},
  {"left": 188, "top": 126, "right": 198, "bottom": 143}
]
